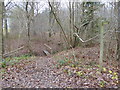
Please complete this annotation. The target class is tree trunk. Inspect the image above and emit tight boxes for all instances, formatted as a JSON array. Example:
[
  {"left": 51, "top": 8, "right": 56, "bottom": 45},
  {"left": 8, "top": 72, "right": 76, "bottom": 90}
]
[
  {"left": 69, "top": 2, "right": 72, "bottom": 46},
  {"left": 117, "top": 1, "right": 120, "bottom": 61},
  {"left": 3, "top": 2, "right": 8, "bottom": 39},
  {"left": 0, "top": 2, "right": 4, "bottom": 61},
  {"left": 0, "top": 3, "right": 2, "bottom": 60},
  {"left": 5, "top": 18, "right": 8, "bottom": 38},
  {"left": 48, "top": 1, "right": 69, "bottom": 47},
  {"left": 26, "top": 2, "right": 30, "bottom": 41},
  {"left": 73, "top": 2, "right": 79, "bottom": 47},
  {"left": 99, "top": 21, "right": 104, "bottom": 72},
  {"left": 25, "top": 2, "right": 31, "bottom": 53},
  {"left": 49, "top": 2, "right": 54, "bottom": 37}
]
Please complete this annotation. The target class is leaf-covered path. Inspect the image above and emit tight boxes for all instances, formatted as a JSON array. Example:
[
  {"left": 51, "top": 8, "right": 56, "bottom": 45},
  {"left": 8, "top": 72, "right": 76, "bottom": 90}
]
[
  {"left": 2, "top": 47, "right": 119, "bottom": 88},
  {"left": 2, "top": 57, "right": 60, "bottom": 88}
]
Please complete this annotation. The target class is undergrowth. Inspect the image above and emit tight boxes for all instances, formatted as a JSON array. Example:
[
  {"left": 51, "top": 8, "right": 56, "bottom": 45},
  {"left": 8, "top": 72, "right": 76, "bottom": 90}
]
[
  {"left": 56, "top": 57, "right": 118, "bottom": 88},
  {"left": 0, "top": 54, "right": 32, "bottom": 68},
  {"left": 56, "top": 57, "right": 97, "bottom": 69}
]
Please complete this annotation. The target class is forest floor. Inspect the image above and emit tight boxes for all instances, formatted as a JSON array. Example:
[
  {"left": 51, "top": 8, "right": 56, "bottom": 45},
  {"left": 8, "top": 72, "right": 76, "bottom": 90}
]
[{"left": 1, "top": 46, "right": 119, "bottom": 88}]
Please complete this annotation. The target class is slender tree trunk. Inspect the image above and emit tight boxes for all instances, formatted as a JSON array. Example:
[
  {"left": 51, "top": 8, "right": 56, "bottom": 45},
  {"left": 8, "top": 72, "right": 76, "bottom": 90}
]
[
  {"left": 0, "top": 2, "right": 4, "bottom": 61},
  {"left": 117, "top": 1, "right": 120, "bottom": 61},
  {"left": 72, "top": 2, "right": 76, "bottom": 48},
  {"left": 48, "top": 1, "right": 69, "bottom": 47},
  {"left": 3, "top": 2, "right": 8, "bottom": 39},
  {"left": 2, "top": 2, "right": 5, "bottom": 59},
  {"left": 25, "top": 2, "right": 31, "bottom": 53},
  {"left": 69, "top": 2, "right": 72, "bottom": 46},
  {"left": 49, "top": 6, "right": 52, "bottom": 37},
  {"left": 31, "top": 2, "right": 35, "bottom": 36},
  {"left": 0, "top": 3, "right": 2, "bottom": 60},
  {"left": 26, "top": 2, "right": 30, "bottom": 41},
  {"left": 49, "top": 2, "right": 54, "bottom": 37},
  {"left": 5, "top": 18, "right": 8, "bottom": 38},
  {"left": 73, "top": 2, "right": 79, "bottom": 47},
  {"left": 99, "top": 21, "right": 104, "bottom": 72}
]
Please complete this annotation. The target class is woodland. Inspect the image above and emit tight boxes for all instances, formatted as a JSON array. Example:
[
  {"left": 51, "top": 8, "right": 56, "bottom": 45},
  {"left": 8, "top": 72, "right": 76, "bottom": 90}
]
[{"left": 0, "top": 0, "right": 120, "bottom": 88}]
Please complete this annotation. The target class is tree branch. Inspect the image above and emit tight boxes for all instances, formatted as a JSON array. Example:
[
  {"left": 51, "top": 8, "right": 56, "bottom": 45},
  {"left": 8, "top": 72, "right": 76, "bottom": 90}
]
[{"left": 0, "top": 46, "right": 25, "bottom": 57}]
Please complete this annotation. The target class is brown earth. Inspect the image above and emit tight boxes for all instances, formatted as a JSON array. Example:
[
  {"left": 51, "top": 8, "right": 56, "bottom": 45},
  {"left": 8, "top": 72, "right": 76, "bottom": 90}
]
[{"left": 2, "top": 46, "right": 119, "bottom": 88}]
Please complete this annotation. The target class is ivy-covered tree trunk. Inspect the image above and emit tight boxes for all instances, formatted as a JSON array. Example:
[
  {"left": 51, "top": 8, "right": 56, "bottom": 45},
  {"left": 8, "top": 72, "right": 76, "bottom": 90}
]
[{"left": 81, "top": 2, "right": 102, "bottom": 47}]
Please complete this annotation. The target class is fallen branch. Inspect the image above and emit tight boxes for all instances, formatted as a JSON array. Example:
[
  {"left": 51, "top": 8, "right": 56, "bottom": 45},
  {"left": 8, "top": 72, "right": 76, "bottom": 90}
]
[
  {"left": 44, "top": 44, "right": 52, "bottom": 54},
  {"left": 74, "top": 29, "right": 115, "bottom": 43},
  {"left": 44, "top": 44, "right": 52, "bottom": 50},
  {"left": 74, "top": 33, "right": 99, "bottom": 43},
  {"left": 0, "top": 46, "right": 25, "bottom": 57}
]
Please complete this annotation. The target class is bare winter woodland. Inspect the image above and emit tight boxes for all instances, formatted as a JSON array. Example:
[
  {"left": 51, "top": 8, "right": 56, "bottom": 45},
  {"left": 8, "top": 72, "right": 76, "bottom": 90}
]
[{"left": 0, "top": 0, "right": 119, "bottom": 88}]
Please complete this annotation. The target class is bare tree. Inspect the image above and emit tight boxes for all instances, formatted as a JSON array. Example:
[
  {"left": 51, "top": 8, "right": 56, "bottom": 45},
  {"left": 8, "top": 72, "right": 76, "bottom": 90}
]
[
  {"left": 48, "top": 0, "right": 70, "bottom": 47},
  {"left": 25, "top": 1, "right": 35, "bottom": 53}
]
